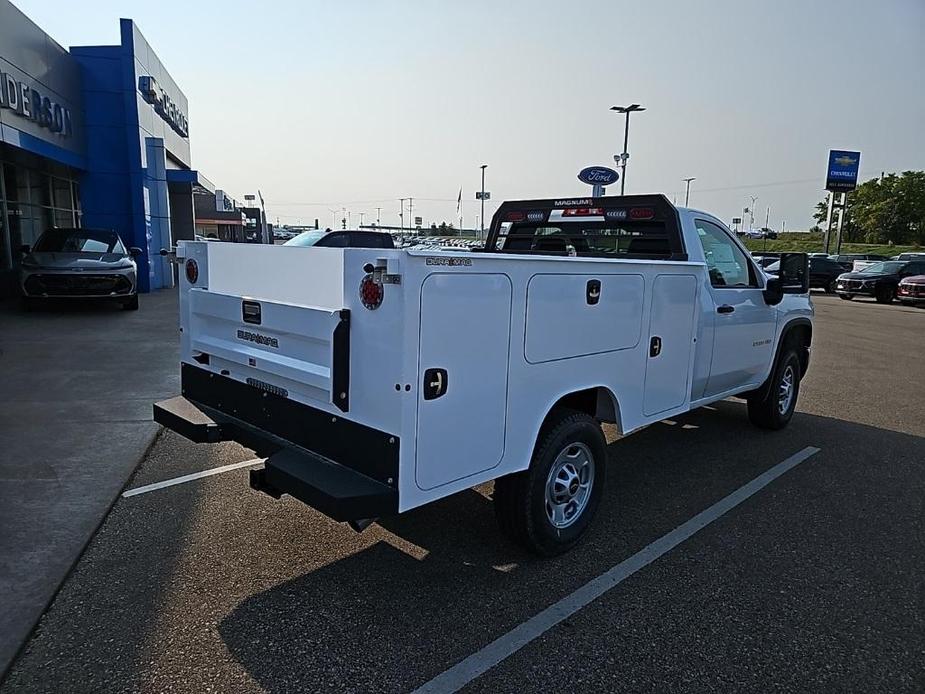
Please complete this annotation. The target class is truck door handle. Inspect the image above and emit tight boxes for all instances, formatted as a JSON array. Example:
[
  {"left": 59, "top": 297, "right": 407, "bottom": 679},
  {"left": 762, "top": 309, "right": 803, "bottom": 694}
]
[
  {"left": 423, "top": 368, "right": 448, "bottom": 400},
  {"left": 649, "top": 336, "right": 662, "bottom": 358},
  {"left": 717, "top": 305, "right": 735, "bottom": 314}
]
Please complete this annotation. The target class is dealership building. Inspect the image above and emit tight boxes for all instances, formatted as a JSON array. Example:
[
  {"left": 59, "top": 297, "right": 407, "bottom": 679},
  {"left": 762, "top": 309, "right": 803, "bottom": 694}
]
[{"left": 0, "top": 0, "right": 222, "bottom": 295}]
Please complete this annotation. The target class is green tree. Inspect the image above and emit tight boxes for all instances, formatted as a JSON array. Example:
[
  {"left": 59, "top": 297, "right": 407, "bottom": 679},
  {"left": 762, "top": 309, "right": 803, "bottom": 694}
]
[{"left": 813, "top": 171, "right": 925, "bottom": 245}]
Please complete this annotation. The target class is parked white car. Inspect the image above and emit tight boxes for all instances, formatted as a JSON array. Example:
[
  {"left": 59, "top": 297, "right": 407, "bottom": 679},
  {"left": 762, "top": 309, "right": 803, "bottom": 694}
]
[{"left": 155, "top": 195, "right": 813, "bottom": 555}]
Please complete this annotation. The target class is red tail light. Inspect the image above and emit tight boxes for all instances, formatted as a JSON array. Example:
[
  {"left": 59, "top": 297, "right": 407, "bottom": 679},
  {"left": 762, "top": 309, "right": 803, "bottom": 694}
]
[
  {"left": 630, "top": 207, "right": 655, "bottom": 220},
  {"left": 185, "top": 259, "right": 199, "bottom": 284},
  {"left": 506, "top": 211, "right": 525, "bottom": 222},
  {"left": 359, "top": 275, "right": 383, "bottom": 310}
]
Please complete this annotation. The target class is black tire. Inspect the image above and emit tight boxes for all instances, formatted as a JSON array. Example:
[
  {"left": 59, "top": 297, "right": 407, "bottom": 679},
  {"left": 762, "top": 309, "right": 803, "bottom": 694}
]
[
  {"left": 875, "top": 286, "right": 893, "bottom": 304},
  {"left": 825, "top": 279, "right": 836, "bottom": 294},
  {"left": 839, "top": 294, "right": 853, "bottom": 301},
  {"left": 122, "top": 294, "right": 139, "bottom": 311},
  {"left": 747, "top": 349, "right": 801, "bottom": 430},
  {"left": 494, "top": 409, "right": 606, "bottom": 556}
]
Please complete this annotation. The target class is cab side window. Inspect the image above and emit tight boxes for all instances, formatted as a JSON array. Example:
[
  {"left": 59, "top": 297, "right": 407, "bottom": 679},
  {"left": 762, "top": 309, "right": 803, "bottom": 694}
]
[{"left": 695, "top": 220, "right": 756, "bottom": 288}]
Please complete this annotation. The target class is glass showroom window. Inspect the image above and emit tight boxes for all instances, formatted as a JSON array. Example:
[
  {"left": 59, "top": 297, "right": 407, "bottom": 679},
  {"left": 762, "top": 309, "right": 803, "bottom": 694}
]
[{"left": 0, "top": 162, "right": 80, "bottom": 263}]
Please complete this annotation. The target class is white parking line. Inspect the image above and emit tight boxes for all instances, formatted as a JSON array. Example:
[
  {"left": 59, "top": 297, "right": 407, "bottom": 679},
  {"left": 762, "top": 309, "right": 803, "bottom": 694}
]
[
  {"left": 413, "top": 446, "right": 821, "bottom": 694},
  {"left": 122, "top": 459, "right": 264, "bottom": 497}
]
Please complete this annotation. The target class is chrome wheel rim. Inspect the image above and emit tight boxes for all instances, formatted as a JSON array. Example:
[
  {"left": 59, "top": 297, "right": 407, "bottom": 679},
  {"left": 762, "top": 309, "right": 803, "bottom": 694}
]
[
  {"left": 778, "top": 364, "right": 795, "bottom": 415},
  {"left": 545, "top": 442, "right": 594, "bottom": 529}
]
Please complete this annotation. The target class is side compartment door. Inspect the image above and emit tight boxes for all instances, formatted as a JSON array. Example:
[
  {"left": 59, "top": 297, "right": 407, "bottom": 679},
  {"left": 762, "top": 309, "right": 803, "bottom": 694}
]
[
  {"left": 415, "top": 273, "right": 512, "bottom": 490},
  {"left": 644, "top": 274, "right": 698, "bottom": 415}
]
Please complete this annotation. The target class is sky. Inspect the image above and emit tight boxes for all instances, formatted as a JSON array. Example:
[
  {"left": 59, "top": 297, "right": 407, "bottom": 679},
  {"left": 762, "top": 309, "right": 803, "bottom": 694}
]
[{"left": 12, "top": 0, "right": 925, "bottom": 231}]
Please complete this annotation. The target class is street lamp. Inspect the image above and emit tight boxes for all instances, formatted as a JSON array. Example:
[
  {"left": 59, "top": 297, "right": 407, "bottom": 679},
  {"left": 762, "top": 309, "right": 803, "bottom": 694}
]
[
  {"left": 610, "top": 103, "right": 645, "bottom": 195},
  {"left": 682, "top": 177, "right": 696, "bottom": 206}
]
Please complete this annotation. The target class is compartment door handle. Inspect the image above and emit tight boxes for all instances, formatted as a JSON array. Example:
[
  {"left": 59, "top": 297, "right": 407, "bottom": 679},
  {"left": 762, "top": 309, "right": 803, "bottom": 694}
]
[{"left": 423, "top": 368, "right": 448, "bottom": 400}]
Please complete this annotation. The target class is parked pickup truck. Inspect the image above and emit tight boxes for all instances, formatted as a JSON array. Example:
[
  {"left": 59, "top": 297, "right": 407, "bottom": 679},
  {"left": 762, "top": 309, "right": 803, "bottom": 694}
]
[{"left": 154, "top": 194, "right": 812, "bottom": 555}]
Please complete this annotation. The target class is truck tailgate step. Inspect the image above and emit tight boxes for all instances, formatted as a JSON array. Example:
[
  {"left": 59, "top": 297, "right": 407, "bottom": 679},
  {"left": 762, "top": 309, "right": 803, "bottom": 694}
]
[
  {"left": 153, "top": 396, "right": 231, "bottom": 443},
  {"left": 252, "top": 448, "right": 398, "bottom": 522}
]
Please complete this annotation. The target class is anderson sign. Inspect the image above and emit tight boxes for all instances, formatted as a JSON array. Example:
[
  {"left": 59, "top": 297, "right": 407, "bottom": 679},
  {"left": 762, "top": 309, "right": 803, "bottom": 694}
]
[
  {"left": 138, "top": 75, "right": 189, "bottom": 137},
  {"left": 0, "top": 72, "right": 73, "bottom": 137}
]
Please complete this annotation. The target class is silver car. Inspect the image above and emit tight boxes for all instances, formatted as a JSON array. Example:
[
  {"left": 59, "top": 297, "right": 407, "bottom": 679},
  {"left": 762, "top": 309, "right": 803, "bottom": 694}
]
[{"left": 19, "top": 228, "right": 141, "bottom": 310}]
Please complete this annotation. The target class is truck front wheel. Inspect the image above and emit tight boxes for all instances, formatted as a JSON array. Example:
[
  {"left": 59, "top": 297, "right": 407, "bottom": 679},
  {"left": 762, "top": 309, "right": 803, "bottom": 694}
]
[
  {"left": 747, "top": 349, "right": 801, "bottom": 430},
  {"left": 494, "top": 409, "right": 606, "bottom": 556}
]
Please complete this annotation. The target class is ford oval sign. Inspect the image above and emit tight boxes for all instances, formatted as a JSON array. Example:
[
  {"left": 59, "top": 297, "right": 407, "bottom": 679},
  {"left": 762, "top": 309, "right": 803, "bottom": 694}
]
[{"left": 578, "top": 166, "right": 620, "bottom": 186}]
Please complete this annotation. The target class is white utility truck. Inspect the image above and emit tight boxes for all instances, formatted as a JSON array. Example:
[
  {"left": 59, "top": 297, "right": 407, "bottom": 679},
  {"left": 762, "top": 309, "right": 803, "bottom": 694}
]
[{"left": 155, "top": 195, "right": 813, "bottom": 555}]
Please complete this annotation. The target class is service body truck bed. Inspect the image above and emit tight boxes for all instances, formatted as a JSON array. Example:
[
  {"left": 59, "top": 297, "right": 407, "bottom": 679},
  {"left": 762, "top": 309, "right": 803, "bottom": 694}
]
[{"left": 156, "top": 195, "right": 813, "bottom": 555}]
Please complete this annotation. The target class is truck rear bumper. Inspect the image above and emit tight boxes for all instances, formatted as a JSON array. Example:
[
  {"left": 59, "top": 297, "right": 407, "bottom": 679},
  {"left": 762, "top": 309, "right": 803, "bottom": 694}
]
[{"left": 153, "top": 365, "right": 399, "bottom": 522}]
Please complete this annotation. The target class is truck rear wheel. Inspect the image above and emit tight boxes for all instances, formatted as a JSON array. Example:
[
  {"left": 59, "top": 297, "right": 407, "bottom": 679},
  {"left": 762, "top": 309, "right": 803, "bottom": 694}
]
[
  {"left": 494, "top": 409, "right": 606, "bottom": 556},
  {"left": 747, "top": 349, "right": 801, "bottom": 430}
]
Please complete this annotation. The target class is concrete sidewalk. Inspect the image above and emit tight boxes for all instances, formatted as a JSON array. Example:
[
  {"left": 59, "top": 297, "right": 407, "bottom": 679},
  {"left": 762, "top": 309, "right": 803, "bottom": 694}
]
[{"left": 0, "top": 289, "right": 179, "bottom": 678}]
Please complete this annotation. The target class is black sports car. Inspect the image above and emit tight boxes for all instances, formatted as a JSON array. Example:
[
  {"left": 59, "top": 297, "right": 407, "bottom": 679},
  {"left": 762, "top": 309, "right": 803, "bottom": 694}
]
[{"left": 835, "top": 260, "right": 925, "bottom": 303}]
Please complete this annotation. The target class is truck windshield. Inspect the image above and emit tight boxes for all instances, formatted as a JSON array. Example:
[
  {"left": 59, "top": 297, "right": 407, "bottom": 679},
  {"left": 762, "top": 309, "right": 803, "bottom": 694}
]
[
  {"left": 496, "top": 221, "right": 672, "bottom": 257},
  {"left": 283, "top": 230, "right": 327, "bottom": 247}
]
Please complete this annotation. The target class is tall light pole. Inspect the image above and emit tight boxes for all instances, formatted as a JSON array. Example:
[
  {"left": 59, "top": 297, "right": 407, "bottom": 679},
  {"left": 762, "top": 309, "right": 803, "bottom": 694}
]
[
  {"left": 749, "top": 195, "right": 758, "bottom": 230},
  {"left": 399, "top": 198, "right": 406, "bottom": 234},
  {"left": 610, "top": 103, "right": 645, "bottom": 195},
  {"left": 375, "top": 207, "right": 382, "bottom": 227},
  {"left": 479, "top": 164, "right": 487, "bottom": 240},
  {"left": 683, "top": 177, "right": 696, "bottom": 206},
  {"left": 359, "top": 212, "right": 365, "bottom": 228}
]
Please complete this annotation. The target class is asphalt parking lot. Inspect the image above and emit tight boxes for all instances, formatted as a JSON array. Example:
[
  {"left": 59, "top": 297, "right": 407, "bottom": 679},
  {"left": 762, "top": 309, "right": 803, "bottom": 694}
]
[{"left": 3, "top": 294, "right": 923, "bottom": 693}]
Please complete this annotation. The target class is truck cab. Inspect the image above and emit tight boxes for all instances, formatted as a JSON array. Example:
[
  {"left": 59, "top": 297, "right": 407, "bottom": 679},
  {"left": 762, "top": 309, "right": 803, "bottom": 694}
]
[{"left": 155, "top": 194, "right": 812, "bottom": 556}]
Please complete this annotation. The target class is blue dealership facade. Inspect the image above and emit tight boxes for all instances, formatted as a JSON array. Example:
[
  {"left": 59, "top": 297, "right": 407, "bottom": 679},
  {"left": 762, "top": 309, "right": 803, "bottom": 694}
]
[{"left": 0, "top": 0, "right": 210, "bottom": 294}]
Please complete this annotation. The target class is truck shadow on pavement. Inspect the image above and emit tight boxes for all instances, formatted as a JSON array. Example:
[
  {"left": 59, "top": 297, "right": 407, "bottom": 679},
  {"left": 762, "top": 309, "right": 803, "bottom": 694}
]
[{"left": 216, "top": 401, "right": 925, "bottom": 694}]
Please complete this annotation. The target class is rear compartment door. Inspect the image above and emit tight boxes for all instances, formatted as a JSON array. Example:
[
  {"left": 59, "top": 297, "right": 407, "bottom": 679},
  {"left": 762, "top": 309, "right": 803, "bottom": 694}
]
[{"left": 415, "top": 273, "right": 512, "bottom": 490}]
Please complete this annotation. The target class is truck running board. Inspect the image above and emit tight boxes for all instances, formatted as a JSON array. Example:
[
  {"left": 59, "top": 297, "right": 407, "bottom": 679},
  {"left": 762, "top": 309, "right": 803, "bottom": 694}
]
[{"left": 250, "top": 448, "right": 398, "bottom": 522}]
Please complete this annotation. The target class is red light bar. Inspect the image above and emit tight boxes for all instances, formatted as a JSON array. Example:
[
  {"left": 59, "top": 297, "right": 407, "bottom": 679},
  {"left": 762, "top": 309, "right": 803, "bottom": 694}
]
[
  {"left": 507, "top": 211, "right": 526, "bottom": 222},
  {"left": 629, "top": 207, "right": 655, "bottom": 220},
  {"left": 562, "top": 207, "right": 604, "bottom": 217}
]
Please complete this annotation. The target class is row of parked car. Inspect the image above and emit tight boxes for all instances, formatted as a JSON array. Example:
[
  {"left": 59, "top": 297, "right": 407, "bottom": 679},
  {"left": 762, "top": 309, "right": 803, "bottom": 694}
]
[
  {"left": 17, "top": 224, "right": 925, "bottom": 312},
  {"left": 753, "top": 251, "right": 925, "bottom": 305},
  {"left": 279, "top": 229, "right": 484, "bottom": 251}
]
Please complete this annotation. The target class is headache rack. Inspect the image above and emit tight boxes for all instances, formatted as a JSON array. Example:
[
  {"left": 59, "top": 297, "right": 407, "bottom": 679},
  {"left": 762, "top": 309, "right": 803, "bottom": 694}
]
[{"left": 484, "top": 194, "right": 687, "bottom": 261}]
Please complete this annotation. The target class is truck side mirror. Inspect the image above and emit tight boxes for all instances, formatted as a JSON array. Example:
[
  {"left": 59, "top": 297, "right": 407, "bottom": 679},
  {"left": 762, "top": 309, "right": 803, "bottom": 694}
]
[
  {"left": 778, "top": 253, "right": 810, "bottom": 294},
  {"left": 763, "top": 277, "right": 784, "bottom": 306},
  {"left": 129, "top": 246, "right": 143, "bottom": 257},
  {"left": 763, "top": 253, "right": 808, "bottom": 306}
]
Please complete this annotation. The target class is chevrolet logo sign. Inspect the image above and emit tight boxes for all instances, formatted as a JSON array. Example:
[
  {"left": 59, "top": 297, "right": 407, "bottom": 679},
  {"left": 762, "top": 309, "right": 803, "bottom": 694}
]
[{"left": 834, "top": 155, "right": 857, "bottom": 167}]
